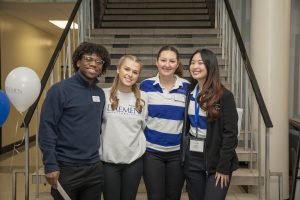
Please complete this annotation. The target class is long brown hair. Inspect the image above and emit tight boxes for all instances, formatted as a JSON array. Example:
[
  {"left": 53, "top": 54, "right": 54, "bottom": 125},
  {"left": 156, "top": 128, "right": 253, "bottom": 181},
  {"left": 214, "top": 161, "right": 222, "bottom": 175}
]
[
  {"left": 189, "top": 49, "right": 224, "bottom": 119},
  {"left": 156, "top": 45, "right": 183, "bottom": 77},
  {"left": 109, "top": 55, "right": 145, "bottom": 113}
]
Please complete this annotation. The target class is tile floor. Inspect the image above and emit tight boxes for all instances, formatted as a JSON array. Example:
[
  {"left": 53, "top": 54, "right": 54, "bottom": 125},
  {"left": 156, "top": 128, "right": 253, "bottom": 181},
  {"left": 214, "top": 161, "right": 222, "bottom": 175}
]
[{"left": 0, "top": 143, "right": 256, "bottom": 200}]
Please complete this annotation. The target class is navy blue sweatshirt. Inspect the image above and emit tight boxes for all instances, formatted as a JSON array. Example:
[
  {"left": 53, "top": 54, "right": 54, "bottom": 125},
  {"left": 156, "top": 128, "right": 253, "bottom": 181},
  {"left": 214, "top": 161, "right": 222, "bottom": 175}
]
[{"left": 39, "top": 72, "right": 105, "bottom": 174}]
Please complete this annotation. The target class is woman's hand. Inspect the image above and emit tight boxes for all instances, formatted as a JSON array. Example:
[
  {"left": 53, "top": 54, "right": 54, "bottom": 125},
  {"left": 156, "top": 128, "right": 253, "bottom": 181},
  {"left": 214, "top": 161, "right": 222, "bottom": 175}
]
[{"left": 215, "top": 172, "right": 229, "bottom": 188}]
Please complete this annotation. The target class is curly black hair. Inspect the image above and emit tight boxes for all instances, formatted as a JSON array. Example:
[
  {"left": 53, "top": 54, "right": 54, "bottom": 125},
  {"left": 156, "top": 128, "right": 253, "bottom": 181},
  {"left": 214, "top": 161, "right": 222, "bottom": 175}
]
[{"left": 72, "top": 42, "right": 111, "bottom": 75}]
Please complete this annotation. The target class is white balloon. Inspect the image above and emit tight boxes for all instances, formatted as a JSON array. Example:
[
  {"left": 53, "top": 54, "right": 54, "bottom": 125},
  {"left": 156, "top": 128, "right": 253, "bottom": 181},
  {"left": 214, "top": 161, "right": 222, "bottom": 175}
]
[{"left": 5, "top": 67, "right": 41, "bottom": 112}]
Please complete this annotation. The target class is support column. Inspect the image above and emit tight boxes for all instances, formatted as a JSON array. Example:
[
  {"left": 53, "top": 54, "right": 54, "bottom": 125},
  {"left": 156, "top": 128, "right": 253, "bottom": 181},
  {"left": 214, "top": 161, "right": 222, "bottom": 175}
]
[{"left": 251, "top": 0, "right": 290, "bottom": 199}]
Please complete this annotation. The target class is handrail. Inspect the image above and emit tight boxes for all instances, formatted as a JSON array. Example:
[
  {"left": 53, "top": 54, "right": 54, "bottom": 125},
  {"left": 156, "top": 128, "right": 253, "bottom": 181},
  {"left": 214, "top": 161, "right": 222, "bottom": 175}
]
[
  {"left": 22, "top": 0, "right": 83, "bottom": 128},
  {"left": 223, "top": 0, "right": 273, "bottom": 128},
  {"left": 290, "top": 118, "right": 300, "bottom": 127}
]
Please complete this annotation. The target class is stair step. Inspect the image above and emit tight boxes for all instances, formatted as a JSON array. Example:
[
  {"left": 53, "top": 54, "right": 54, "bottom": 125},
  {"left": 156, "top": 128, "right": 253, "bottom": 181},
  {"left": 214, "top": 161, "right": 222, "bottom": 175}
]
[
  {"left": 105, "top": 8, "right": 208, "bottom": 15},
  {"left": 105, "top": 47, "right": 222, "bottom": 55},
  {"left": 27, "top": 190, "right": 257, "bottom": 200},
  {"left": 32, "top": 167, "right": 46, "bottom": 184},
  {"left": 106, "top": 57, "right": 225, "bottom": 66},
  {"left": 101, "top": 69, "right": 228, "bottom": 81},
  {"left": 107, "top": 2, "right": 207, "bottom": 9},
  {"left": 88, "top": 37, "right": 219, "bottom": 46},
  {"left": 236, "top": 147, "right": 257, "bottom": 162},
  {"left": 92, "top": 28, "right": 219, "bottom": 36},
  {"left": 33, "top": 167, "right": 260, "bottom": 187},
  {"left": 98, "top": 82, "right": 232, "bottom": 90},
  {"left": 231, "top": 168, "right": 262, "bottom": 186},
  {"left": 103, "top": 15, "right": 210, "bottom": 21},
  {"left": 108, "top": 0, "right": 206, "bottom": 2},
  {"left": 26, "top": 190, "right": 257, "bottom": 200},
  {"left": 226, "top": 193, "right": 257, "bottom": 200},
  {"left": 101, "top": 21, "right": 211, "bottom": 28},
  {"left": 29, "top": 192, "right": 53, "bottom": 200}
]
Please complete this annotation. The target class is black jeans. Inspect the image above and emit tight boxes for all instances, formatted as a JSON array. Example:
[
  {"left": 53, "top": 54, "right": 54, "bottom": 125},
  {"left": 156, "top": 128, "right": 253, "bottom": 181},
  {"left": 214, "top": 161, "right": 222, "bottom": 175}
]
[
  {"left": 184, "top": 150, "right": 231, "bottom": 200},
  {"left": 143, "top": 151, "right": 184, "bottom": 200},
  {"left": 103, "top": 157, "right": 143, "bottom": 200},
  {"left": 51, "top": 161, "right": 103, "bottom": 200}
]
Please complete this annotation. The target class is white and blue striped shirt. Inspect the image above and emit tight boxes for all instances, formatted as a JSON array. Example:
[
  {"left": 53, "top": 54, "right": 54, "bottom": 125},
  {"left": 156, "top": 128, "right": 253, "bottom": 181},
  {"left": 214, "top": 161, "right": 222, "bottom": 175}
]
[
  {"left": 140, "top": 74, "right": 190, "bottom": 152},
  {"left": 188, "top": 86, "right": 207, "bottom": 138}
]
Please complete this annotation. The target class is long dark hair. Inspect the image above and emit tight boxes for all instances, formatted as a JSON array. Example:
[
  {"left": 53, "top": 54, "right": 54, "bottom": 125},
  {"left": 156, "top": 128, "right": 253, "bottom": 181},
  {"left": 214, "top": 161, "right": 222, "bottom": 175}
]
[
  {"left": 156, "top": 45, "right": 183, "bottom": 77},
  {"left": 189, "top": 49, "right": 224, "bottom": 119}
]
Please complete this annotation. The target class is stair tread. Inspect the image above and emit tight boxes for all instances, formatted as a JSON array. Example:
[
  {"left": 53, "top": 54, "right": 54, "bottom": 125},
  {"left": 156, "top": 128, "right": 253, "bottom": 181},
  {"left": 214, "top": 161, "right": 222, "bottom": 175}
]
[
  {"left": 98, "top": 82, "right": 232, "bottom": 90},
  {"left": 105, "top": 8, "right": 208, "bottom": 15},
  {"left": 32, "top": 167, "right": 258, "bottom": 178},
  {"left": 105, "top": 47, "right": 222, "bottom": 54},
  {"left": 236, "top": 147, "right": 258, "bottom": 154},
  {"left": 92, "top": 28, "right": 219, "bottom": 35},
  {"left": 88, "top": 38, "right": 219, "bottom": 45},
  {"left": 107, "top": 2, "right": 207, "bottom": 8},
  {"left": 101, "top": 21, "right": 211, "bottom": 28},
  {"left": 106, "top": 58, "right": 225, "bottom": 66},
  {"left": 27, "top": 191, "right": 257, "bottom": 200},
  {"left": 102, "top": 68, "right": 228, "bottom": 78},
  {"left": 108, "top": 0, "right": 206, "bottom": 2},
  {"left": 226, "top": 193, "right": 257, "bottom": 200},
  {"left": 233, "top": 168, "right": 259, "bottom": 177},
  {"left": 103, "top": 15, "right": 209, "bottom": 21}
]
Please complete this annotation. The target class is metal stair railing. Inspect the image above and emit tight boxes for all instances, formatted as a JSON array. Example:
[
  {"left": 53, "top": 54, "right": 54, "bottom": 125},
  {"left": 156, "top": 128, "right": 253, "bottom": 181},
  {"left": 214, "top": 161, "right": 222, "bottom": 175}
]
[
  {"left": 13, "top": 0, "right": 96, "bottom": 199},
  {"left": 213, "top": 0, "right": 276, "bottom": 199}
]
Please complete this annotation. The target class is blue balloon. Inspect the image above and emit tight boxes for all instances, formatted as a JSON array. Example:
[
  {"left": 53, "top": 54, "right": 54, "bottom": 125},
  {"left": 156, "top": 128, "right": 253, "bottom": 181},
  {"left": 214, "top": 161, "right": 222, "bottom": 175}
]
[{"left": 0, "top": 90, "right": 10, "bottom": 127}]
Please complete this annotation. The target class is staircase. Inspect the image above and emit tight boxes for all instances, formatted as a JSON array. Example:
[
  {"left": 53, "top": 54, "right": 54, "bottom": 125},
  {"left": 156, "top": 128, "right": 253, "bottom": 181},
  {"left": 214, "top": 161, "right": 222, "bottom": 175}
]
[
  {"left": 90, "top": 0, "right": 261, "bottom": 199},
  {"left": 30, "top": 0, "right": 263, "bottom": 199}
]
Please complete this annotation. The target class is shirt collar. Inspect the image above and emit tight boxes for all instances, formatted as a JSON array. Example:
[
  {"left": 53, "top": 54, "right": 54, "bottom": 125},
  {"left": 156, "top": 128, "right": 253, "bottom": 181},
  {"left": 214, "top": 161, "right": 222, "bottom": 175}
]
[
  {"left": 152, "top": 73, "right": 184, "bottom": 90},
  {"left": 191, "top": 84, "right": 198, "bottom": 98},
  {"left": 75, "top": 71, "right": 99, "bottom": 86}
]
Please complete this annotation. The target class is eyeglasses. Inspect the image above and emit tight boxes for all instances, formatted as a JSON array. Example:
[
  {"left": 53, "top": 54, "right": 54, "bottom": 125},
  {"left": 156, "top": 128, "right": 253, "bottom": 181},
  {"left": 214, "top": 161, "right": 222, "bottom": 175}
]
[{"left": 82, "top": 55, "right": 105, "bottom": 66}]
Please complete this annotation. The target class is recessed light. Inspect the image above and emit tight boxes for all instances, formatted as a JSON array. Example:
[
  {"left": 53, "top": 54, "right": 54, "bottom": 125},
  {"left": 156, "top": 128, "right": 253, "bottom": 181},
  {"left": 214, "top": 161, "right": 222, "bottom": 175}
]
[{"left": 49, "top": 20, "right": 78, "bottom": 29}]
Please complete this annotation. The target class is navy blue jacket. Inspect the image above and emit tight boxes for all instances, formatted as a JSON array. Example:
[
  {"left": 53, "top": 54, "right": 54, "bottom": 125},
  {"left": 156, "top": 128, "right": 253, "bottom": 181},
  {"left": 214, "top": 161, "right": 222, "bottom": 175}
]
[{"left": 39, "top": 72, "right": 105, "bottom": 173}]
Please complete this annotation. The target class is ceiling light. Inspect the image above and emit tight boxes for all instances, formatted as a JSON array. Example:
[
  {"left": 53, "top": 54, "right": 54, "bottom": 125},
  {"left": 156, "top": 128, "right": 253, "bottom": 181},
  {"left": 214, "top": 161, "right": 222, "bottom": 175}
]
[{"left": 49, "top": 20, "right": 78, "bottom": 29}]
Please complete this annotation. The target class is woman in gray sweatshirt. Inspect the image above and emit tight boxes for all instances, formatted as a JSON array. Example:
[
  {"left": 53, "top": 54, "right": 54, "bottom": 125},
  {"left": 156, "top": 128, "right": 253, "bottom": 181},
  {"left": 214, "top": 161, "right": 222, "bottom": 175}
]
[{"left": 100, "top": 55, "right": 148, "bottom": 200}]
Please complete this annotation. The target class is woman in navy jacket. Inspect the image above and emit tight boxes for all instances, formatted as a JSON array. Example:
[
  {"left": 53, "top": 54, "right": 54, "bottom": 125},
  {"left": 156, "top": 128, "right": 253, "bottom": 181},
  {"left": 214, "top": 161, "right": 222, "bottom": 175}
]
[{"left": 181, "top": 49, "right": 239, "bottom": 200}]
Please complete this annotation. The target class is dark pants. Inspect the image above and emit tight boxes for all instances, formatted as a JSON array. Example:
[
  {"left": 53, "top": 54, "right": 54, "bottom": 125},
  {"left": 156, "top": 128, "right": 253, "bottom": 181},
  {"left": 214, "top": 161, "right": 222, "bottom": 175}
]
[
  {"left": 103, "top": 157, "right": 143, "bottom": 200},
  {"left": 184, "top": 150, "right": 231, "bottom": 200},
  {"left": 143, "top": 151, "right": 184, "bottom": 200},
  {"left": 51, "top": 161, "right": 103, "bottom": 200}
]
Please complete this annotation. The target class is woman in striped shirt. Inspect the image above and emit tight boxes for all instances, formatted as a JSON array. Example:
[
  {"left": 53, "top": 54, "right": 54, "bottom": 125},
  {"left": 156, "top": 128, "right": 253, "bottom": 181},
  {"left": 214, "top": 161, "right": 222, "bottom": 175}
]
[{"left": 140, "top": 45, "right": 190, "bottom": 200}]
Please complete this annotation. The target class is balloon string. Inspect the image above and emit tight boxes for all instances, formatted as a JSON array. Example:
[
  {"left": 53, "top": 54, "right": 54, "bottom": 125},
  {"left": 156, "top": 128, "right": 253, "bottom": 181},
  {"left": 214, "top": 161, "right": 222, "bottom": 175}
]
[{"left": 10, "top": 112, "right": 25, "bottom": 170}]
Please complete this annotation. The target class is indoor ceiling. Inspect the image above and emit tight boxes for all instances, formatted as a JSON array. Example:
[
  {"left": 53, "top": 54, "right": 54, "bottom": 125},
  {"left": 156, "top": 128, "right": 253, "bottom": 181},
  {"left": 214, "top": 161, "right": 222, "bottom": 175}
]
[{"left": 0, "top": 2, "right": 76, "bottom": 36}]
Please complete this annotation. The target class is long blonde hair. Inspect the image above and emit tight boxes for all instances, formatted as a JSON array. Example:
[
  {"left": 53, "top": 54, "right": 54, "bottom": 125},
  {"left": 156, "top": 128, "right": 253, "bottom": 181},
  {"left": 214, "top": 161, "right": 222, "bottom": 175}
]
[{"left": 109, "top": 55, "right": 145, "bottom": 113}]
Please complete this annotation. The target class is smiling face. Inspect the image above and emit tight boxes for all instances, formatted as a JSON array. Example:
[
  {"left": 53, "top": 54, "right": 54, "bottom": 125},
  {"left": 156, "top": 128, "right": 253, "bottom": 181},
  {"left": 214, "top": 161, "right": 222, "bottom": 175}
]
[
  {"left": 190, "top": 52, "right": 208, "bottom": 83},
  {"left": 77, "top": 53, "right": 104, "bottom": 81},
  {"left": 156, "top": 50, "right": 179, "bottom": 78},
  {"left": 117, "top": 58, "right": 141, "bottom": 90}
]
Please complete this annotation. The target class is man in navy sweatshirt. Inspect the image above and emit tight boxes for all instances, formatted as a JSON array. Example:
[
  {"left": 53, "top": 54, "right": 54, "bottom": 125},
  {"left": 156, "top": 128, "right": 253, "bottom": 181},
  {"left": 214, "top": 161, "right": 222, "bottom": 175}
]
[{"left": 39, "top": 42, "right": 110, "bottom": 200}]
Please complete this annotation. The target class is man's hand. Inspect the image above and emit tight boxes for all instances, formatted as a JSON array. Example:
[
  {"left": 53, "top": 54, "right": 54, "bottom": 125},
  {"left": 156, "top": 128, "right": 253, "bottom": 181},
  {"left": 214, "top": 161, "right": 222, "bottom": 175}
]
[
  {"left": 215, "top": 172, "right": 229, "bottom": 189},
  {"left": 45, "top": 171, "right": 60, "bottom": 188}
]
